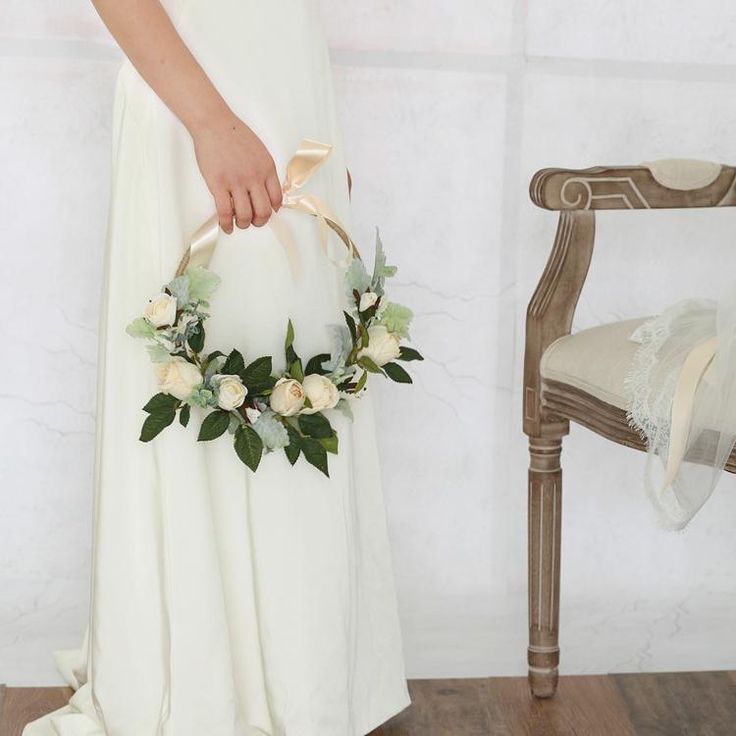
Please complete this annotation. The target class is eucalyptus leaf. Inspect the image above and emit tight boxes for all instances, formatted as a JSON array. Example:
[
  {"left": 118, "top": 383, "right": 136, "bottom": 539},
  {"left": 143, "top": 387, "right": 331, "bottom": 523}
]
[
  {"left": 166, "top": 274, "right": 190, "bottom": 307},
  {"left": 334, "top": 398, "right": 354, "bottom": 421},
  {"left": 125, "top": 317, "right": 156, "bottom": 339},
  {"left": 186, "top": 266, "right": 221, "bottom": 302},
  {"left": 146, "top": 343, "right": 172, "bottom": 363}
]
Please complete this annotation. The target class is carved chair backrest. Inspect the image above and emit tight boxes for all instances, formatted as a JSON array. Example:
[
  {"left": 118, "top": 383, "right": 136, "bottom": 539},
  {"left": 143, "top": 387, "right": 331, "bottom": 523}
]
[{"left": 524, "top": 160, "right": 736, "bottom": 436}]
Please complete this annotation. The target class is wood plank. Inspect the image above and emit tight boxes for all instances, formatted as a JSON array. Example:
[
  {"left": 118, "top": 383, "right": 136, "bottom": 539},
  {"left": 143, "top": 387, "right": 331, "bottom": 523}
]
[
  {"left": 613, "top": 671, "right": 736, "bottom": 736},
  {"left": 6, "top": 674, "right": 736, "bottom": 736},
  {"left": 371, "top": 675, "right": 638, "bottom": 736},
  {"left": 483, "top": 675, "right": 637, "bottom": 736},
  {"left": 375, "top": 678, "right": 493, "bottom": 735},
  {"left": 1, "top": 687, "right": 73, "bottom": 736}
]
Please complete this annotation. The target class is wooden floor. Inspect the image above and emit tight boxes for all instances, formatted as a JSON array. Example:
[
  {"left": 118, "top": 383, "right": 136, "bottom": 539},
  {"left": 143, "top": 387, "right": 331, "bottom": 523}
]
[{"left": 3, "top": 672, "right": 736, "bottom": 735}]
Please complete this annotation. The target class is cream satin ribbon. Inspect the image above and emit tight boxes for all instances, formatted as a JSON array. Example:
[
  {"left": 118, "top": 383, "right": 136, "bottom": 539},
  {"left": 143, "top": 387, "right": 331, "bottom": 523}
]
[
  {"left": 659, "top": 335, "right": 719, "bottom": 494},
  {"left": 175, "top": 139, "right": 360, "bottom": 279}
]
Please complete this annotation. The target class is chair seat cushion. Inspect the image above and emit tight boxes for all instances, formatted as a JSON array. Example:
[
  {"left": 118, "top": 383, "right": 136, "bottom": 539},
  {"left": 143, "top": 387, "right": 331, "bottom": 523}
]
[{"left": 540, "top": 318, "right": 650, "bottom": 409}]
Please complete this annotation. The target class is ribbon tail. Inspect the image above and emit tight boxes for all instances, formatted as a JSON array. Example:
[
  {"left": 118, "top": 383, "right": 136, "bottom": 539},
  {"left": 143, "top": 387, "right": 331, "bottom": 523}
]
[
  {"left": 175, "top": 214, "right": 220, "bottom": 277},
  {"left": 659, "top": 335, "right": 719, "bottom": 494},
  {"left": 268, "top": 215, "right": 302, "bottom": 281}
]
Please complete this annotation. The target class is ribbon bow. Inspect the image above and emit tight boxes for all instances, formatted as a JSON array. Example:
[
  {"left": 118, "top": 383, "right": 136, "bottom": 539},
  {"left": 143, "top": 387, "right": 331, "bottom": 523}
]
[{"left": 174, "top": 139, "right": 359, "bottom": 279}]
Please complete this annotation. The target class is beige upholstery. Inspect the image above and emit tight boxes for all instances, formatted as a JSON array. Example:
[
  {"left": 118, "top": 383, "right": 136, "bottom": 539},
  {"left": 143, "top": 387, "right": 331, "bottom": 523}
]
[
  {"left": 540, "top": 318, "right": 648, "bottom": 409},
  {"left": 640, "top": 158, "right": 722, "bottom": 191}
]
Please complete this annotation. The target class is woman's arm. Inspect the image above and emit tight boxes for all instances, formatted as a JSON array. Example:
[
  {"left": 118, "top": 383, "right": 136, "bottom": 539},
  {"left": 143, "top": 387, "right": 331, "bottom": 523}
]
[{"left": 91, "top": 0, "right": 282, "bottom": 233}]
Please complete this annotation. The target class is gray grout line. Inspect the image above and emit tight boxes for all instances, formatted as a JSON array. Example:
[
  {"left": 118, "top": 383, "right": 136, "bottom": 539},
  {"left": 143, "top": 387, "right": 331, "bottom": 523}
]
[
  {"left": 5, "top": 35, "right": 736, "bottom": 84},
  {"left": 526, "top": 55, "right": 736, "bottom": 83},
  {"left": 495, "top": 1, "right": 528, "bottom": 426},
  {"left": 329, "top": 47, "right": 518, "bottom": 74}
]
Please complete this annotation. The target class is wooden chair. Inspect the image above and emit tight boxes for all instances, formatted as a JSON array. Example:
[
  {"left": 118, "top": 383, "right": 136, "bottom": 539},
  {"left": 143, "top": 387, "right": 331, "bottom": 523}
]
[{"left": 523, "top": 159, "right": 736, "bottom": 698}]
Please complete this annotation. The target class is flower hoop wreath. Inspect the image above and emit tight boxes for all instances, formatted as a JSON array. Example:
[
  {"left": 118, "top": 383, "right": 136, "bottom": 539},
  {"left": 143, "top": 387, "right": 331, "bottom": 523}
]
[{"left": 126, "top": 140, "right": 423, "bottom": 477}]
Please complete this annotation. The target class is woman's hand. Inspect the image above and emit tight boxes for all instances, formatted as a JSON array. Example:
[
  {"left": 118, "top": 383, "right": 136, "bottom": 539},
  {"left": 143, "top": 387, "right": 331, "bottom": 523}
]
[{"left": 193, "top": 114, "right": 283, "bottom": 234}]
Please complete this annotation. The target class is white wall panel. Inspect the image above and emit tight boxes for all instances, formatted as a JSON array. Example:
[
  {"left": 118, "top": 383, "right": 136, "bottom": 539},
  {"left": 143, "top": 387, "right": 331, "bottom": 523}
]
[
  {"left": 0, "top": 56, "right": 118, "bottom": 683},
  {"left": 527, "top": 0, "right": 736, "bottom": 65},
  {"left": 2, "top": 1, "right": 111, "bottom": 43},
  {"left": 334, "top": 65, "right": 511, "bottom": 676},
  {"left": 319, "top": 0, "right": 515, "bottom": 55},
  {"left": 4, "top": 1, "right": 736, "bottom": 686}
]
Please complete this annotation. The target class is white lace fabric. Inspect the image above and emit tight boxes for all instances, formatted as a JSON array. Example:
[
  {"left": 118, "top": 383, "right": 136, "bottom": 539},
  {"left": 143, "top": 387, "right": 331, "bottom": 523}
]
[{"left": 624, "top": 297, "right": 736, "bottom": 529}]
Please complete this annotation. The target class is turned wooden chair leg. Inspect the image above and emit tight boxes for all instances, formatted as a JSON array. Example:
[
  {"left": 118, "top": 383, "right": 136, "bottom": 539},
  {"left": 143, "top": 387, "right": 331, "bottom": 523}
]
[{"left": 528, "top": 432, "right": 563, "bottom": 698}]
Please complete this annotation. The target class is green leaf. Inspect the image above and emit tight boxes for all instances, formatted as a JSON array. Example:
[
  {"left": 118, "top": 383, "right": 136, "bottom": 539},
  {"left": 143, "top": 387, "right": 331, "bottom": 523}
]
[
  {"left": 247, "top": 375, "right": 278, "bottom": 396},
  {"left": 234, "top": 425, "right": 263, "bottom": 472},
  {"left": 285, "top": 319, "right": 295, "bottom": 350},
  {"left": 188, "top": 323, "right": 205, "bottom": 353},
  {"left": 197, "top": 409, "right": 231, "bottom": 441},
  {"left": 398, "top": 346, "right": 424, "bottom": 362},
  {"left": 384, "top": 362, "right": 413, "bottom": 384},
  {"left": 290, "top": 359, "right": 304, "bottom": 382},
  {"left": 354, "top": 370, "right": 368, "bottom": 394},
  {"left": 298, "top": 412, "right": 333, "bottom": 439},
  {"left": 284, "top": 424, "right": 302, "bottom": 465},
  {"left": 284, "top": 320, "right": 301, "bottom": 366},
  {"left": 305, "top": 353, "right": 331, "bottom": 376},
  {"left": 223, "top": 349, "right": 245, "bottom": 376},
  {"left": 143, "top": 393, "right": 180, "bottom": 414},
  {"left": 358, "top": 356, "right": 384, "bottom": 374},
  {"left": 243, "top": 356, "right": 272, "bottom": 386},
  {"left": 140, "top": 410, "right": 176, "bottom": 442},
  {"left": 344, "top": 311, "right": 357, "bottom": 343},
  {"left": 320, "top": 432, "right": 339, "bottom": 454},
  {"left": 179, "top": 404, "right": 191, "bottom": 427},
  {"left": 302, "top": 438, "right": 329, "bottom": 477}
]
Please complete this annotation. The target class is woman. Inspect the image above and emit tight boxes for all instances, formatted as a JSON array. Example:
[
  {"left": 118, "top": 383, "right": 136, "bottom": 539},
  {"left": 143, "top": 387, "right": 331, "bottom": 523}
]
[{"left": 23, "top": 1, "right": 411, "bottom": 734}]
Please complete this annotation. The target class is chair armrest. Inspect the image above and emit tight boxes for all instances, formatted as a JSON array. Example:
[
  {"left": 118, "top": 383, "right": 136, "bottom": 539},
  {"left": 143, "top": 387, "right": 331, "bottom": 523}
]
[{"left": 530, "top": 160, "right": 736, "bottom": 211}]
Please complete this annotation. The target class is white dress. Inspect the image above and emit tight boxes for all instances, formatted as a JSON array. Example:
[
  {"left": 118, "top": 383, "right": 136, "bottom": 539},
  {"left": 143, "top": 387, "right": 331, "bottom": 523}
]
[{"left": 22, "top": 2, "right": 411, "bottom": 734}]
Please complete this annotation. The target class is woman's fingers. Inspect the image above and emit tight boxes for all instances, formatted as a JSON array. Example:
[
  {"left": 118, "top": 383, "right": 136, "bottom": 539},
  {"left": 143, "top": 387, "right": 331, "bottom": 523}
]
[
  {"left": 214, "top": 189, "right": 234, "bottom": 234},
  {"left": 266, "top": 172, "right": 283, "bottom": 211},
  {"left": 231, "top": 186, "right": 253, "bottom": 229},
  {"left": 249, "top": 184, "right": 273, "bottom": 227}
]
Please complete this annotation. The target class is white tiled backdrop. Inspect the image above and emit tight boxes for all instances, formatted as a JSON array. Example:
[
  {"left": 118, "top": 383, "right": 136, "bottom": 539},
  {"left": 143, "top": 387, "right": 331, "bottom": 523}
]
[{"left": 2, "top": 1, "right": 736, "bottom": 685}]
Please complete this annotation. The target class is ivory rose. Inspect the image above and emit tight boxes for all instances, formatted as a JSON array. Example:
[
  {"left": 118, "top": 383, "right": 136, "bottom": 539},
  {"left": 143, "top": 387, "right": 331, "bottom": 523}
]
[
  {"left": 269, "top": 377, "right": 305, "bottom": 416},
  {"left": 301, "top": 374, "right": 339, "bottom": 415},
  {"left": 358, "top": 325, "right": 401, "bottom": 367},
  {"left": 359, "top": 291, "right": 379, "bottom": 312},
  {"left": 212, "top": 374, "right": 248, "bottom": 411},
  {"left": 144, "top": 293, "right": 177, "bottom": 328},
  {"left": 156, "top": 359, "right": 203, "bottom": 400}
]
